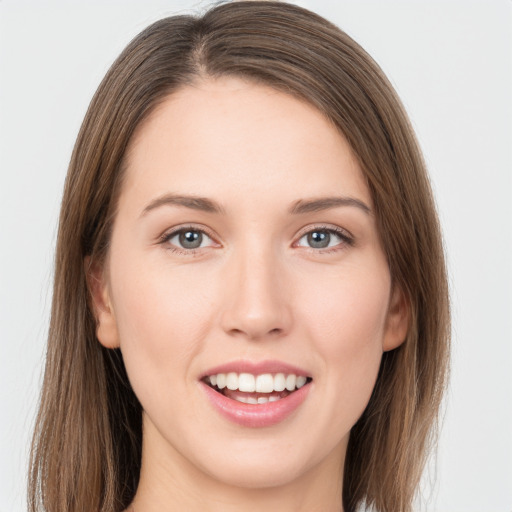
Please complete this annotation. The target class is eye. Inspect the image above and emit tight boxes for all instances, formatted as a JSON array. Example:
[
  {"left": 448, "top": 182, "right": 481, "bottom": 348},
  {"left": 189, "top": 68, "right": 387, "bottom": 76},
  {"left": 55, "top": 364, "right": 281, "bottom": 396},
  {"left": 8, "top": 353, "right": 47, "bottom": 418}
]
[
  {"left": 161, "top": 227, "right": 217, "bottom": 252},
  {"left": 295, "top": 227, "right": 353, "bottom": 250}
]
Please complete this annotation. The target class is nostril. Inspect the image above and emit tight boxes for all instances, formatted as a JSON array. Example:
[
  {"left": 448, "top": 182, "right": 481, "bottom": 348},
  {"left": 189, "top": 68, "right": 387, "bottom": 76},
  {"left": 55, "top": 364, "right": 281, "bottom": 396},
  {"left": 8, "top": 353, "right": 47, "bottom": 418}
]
[{"left": 226, "top": 326, "right": 285, "bottom": 340}]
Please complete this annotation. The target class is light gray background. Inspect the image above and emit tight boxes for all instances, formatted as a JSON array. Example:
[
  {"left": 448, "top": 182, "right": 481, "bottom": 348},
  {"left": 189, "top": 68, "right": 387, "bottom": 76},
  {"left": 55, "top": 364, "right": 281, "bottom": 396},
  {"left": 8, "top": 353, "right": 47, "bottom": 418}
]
[{"left": 1, "top": 1, "right": 511, "bottom": 511}]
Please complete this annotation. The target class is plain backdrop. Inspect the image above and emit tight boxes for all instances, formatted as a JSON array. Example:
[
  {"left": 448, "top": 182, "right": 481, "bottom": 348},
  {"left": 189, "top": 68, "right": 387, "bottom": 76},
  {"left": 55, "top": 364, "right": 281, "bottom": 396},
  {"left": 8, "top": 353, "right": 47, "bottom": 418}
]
[{"left": 1, "top": 1, "right": 511, "bottom": 511}]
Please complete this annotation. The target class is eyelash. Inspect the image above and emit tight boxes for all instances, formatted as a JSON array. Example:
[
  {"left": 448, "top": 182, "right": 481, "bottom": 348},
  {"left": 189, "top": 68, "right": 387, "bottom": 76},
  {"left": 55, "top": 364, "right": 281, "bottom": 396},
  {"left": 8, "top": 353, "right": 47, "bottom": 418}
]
[
  {"left": 158, "top": 224, "right": 354, "bottom": 255},
  {"left": 158, "top": 225, "right": 219, "bottom": 256},
  {"left": 294, "top": 225, "right": 355, "bottom": 253}
]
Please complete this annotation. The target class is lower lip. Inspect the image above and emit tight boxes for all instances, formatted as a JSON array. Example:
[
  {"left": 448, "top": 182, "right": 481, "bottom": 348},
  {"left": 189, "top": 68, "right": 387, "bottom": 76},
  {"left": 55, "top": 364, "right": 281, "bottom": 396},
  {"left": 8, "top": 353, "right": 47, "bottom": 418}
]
[{"left": 201, "top": 382, "right": 311, "bottom": 428}]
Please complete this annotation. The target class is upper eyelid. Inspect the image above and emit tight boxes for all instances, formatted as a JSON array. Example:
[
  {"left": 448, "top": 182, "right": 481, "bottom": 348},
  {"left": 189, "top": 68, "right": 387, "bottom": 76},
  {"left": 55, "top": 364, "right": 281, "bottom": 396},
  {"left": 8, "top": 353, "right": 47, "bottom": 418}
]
[
  {"left": 160, "top": 224, "right": 218, "bottom": 242},
  {"left": 295, "top": 224, "right": 353, "bottom": 240}
]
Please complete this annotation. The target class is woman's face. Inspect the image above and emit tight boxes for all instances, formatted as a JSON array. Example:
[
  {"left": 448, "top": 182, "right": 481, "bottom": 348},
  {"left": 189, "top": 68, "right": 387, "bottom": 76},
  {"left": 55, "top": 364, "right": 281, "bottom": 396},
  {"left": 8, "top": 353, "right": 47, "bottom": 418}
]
[{"left": 92, "top": 77, "right": 408, "bottom": 491}]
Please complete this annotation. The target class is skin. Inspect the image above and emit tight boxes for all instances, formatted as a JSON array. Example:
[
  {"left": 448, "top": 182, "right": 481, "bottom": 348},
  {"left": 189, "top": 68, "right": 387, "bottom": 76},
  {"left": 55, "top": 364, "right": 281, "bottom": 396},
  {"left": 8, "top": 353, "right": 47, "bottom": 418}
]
[{"left": 90, "top": 77, "right": 409, "bottom": 512}]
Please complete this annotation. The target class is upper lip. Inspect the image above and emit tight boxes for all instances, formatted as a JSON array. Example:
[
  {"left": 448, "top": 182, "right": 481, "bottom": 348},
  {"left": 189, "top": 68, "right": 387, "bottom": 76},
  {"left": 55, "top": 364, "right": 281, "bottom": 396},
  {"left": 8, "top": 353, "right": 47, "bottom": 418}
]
[{"left": 200, "top": 359, "right": 311, "bottom": 379}]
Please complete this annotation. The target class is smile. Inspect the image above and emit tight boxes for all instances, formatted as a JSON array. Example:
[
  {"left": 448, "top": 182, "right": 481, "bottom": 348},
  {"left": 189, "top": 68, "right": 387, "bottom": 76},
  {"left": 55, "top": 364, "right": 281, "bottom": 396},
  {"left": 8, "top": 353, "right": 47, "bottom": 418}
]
[
  {"left": 200, "top": 362, "right": 313, "bottom": 427},
  {"left": 204, "top": 372, "right": 310, "bottom": 404}
]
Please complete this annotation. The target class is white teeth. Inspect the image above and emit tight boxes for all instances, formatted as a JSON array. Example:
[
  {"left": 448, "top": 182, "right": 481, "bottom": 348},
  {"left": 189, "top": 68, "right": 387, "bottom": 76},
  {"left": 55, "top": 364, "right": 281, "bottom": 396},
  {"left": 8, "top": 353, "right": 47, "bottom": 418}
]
[
  {"left": 273, "top": 373, "right": 286, "bottom": 392},
  {"left": 285, "top": 374, "right": 297, "bottom": 391},
  {"left": 238, "top": 373, "right": 256, "bottom": 392},
  {"left": 226, "top": 372, "right": 238, "bottom": 390},
  {"left": 233, "top": 394, "right": 282, "bottom": 404},
  {"left": 296, "top": 376, "right": 307, "bottom": 389},
  {"left": 216, "top": 373, "right": 226, "bottom": 389},
  {"left": 207, "top": 372, "right": 309, "bottom": 393},
  {"left": 255, "top": 374, "right": 274, "bottom": 393}
]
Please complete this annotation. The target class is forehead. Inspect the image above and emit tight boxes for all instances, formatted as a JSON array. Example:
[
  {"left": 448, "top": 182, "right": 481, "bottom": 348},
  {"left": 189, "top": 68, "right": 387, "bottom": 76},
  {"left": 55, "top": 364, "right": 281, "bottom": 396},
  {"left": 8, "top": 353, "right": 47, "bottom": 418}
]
[{"left": 121, "top": 77, "right": 371, "bottom": 212}]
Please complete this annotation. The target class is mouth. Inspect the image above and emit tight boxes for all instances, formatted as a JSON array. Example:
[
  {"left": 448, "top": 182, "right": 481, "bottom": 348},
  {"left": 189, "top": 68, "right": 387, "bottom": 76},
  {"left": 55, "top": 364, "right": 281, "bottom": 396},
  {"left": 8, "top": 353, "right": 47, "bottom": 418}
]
[
  {"left": 200, "top": 361, "right": 313, "bottom": 427},
  {"left": 202, "top": 372, "right": 313, "bottom": 404}
]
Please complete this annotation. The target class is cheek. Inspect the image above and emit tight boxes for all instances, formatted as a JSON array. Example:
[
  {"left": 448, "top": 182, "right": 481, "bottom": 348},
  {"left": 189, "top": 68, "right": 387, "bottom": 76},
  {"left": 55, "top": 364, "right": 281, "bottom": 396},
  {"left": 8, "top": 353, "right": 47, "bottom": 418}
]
[
  {"left": 296, "top": 263, "right": 390, "bottom": 419},
  {"left": 299, "top": 263, "right": 390, "bottom": 353},
  {"left": 108, "top": 255, "right": 219, "bottom": 399}
]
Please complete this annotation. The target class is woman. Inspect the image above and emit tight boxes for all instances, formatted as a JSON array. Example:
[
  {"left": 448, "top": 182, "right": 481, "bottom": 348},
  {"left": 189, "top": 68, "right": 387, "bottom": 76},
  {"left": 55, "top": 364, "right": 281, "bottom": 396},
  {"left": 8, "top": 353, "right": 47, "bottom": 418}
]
[{"left": 28, "top": 2, "right": 450, "bottom": 511}]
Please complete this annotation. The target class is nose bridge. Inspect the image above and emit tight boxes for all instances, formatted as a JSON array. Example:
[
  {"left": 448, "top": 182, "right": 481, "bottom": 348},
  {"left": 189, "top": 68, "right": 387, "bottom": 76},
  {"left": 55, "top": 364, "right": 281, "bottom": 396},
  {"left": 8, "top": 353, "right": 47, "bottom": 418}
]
[{"left": 221, "top": 237, "right": 291, "bottom": 340}]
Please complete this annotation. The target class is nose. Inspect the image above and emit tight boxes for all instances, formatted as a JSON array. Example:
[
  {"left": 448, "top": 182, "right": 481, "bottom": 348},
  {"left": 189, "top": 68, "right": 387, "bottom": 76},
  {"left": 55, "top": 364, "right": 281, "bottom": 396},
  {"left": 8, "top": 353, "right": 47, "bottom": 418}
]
[{"left": 220, "top": 244, "right": 292, "bottom": 341}]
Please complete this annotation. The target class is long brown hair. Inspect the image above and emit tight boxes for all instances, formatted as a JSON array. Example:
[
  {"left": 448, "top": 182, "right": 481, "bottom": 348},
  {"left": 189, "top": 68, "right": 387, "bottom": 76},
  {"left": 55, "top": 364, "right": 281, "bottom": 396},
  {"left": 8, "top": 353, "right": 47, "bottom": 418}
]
[{"left": 29, "top": 2, "right": 450, "bottom": 511}]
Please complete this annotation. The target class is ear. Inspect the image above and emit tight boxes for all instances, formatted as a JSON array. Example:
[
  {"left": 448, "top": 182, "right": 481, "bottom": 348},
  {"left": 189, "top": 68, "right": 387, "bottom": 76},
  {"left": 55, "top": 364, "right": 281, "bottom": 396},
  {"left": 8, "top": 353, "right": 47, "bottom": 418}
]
[
  {"left": 84, "top": 256, "right": 120, "bottom": 349},
  {"left": 382, "top": 283, "right": 410, "bottom": 352}
]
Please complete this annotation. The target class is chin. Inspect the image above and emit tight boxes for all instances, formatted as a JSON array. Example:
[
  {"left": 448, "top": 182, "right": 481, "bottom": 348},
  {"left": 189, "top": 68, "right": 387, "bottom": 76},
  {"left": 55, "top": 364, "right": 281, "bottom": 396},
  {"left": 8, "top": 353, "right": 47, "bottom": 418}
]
[
  {"left": 204, "top": 456, "right": 310, "bottom": 490},
  {"left": 192, "top": 432, "right": 345, "bottom": 491}
]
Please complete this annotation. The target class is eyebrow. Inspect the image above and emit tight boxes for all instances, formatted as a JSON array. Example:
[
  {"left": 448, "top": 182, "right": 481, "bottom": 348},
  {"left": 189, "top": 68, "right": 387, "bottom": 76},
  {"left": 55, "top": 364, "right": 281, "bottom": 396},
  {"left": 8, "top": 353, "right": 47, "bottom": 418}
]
[
  {"left": 140, "top": 193, "right": 371, "bottom": 217},
  {"left": 288, "top": 196, "right": 371, "bottom": 215},
  {"left": 141, "top": 194, "right": 226, "bottom": 216}
]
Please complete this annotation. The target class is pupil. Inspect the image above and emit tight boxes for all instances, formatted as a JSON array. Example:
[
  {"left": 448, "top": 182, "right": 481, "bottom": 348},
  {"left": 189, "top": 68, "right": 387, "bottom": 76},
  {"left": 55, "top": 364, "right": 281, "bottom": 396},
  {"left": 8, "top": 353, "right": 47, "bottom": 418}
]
[
  {"left": 179, "top": 230, "right": 202, "bottom": 249},
  {"left": 308, "top": 231, "right": 330, "bottom": 248}
]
